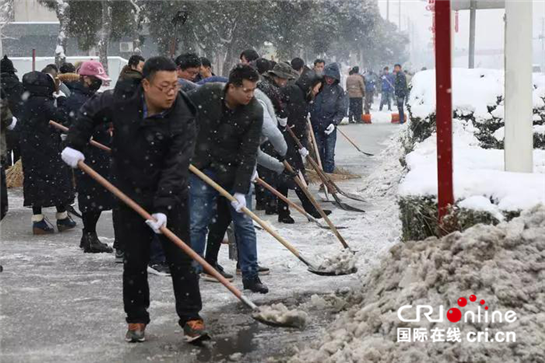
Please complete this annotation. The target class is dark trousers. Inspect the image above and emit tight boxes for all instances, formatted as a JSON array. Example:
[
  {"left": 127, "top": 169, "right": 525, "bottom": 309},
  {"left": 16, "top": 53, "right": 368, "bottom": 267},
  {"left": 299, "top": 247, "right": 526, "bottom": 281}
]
[
  {"left": 255, "top": 165, "right": 277, "bottom": 211},
  {"left": 364, "top": 91, "right": 374, "bottom": 114},
  {"left": 314, "top": 129, "right": 337, "bottom": 173},
  {"left": 205, "top": 197, "right": 231, "bottom": 265},
  {"left": 277, "top": 176, "right": 316, "bottom": 217},
  {"left": 348, "top": 98, "right": 363, "bottom": 123},
  {"left": 397, "top": 96, "right": 405, "bottom": 124},
  {"left": 117, "top": 202, "right": 202, "bottom": 326},
  {"left": 82, "top": 210, "right": 101, "bottom": 234}
]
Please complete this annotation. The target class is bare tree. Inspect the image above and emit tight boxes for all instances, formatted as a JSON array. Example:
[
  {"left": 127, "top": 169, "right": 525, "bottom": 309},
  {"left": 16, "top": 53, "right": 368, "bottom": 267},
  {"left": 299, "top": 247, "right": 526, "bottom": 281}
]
[
  {"left": 0, "top": 0, "right": 15, "bottom": 56},
  {"left": 128, "top": 0, "right": 143, "bottom": 55},
  {"left": 97, "top": 0, "right": 112, "bottom": 74}
]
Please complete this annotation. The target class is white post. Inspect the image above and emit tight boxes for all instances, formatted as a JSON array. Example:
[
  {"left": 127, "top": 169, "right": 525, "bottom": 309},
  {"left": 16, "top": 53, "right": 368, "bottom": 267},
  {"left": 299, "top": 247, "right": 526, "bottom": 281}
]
[{"left": 504, "top": 0, "right": 533, "bottom": 173}]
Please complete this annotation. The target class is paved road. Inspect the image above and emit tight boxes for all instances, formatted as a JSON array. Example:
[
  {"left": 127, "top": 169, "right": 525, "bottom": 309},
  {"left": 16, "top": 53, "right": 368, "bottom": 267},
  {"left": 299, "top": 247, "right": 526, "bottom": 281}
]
[{"left": 0, "top": 122, "right": 399, "bottom": 363}]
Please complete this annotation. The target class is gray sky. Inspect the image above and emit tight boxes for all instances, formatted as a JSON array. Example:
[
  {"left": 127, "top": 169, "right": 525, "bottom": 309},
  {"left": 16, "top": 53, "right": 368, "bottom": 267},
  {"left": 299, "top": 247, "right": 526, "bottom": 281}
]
[{"left": 376, "top": 0, "right": 545, "bottom": 68}]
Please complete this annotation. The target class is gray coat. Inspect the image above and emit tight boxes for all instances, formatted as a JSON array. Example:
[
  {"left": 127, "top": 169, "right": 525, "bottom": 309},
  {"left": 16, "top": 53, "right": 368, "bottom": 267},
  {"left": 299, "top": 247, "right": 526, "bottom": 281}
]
[{"left": 254, "top": 89, "right": 287, "bottom": 174}]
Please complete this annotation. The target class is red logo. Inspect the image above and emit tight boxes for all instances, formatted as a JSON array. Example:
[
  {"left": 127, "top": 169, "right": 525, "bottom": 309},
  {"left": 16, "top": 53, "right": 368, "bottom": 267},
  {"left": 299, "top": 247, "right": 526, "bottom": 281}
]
[{"left": 447, "top": 294, "right": 488, "bottom": 323}]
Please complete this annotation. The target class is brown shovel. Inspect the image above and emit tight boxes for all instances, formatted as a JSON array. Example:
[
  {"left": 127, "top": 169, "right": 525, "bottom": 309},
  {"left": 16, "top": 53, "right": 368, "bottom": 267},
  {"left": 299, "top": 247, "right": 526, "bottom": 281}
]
[{"left": 254, "top": 177, "right": 347, "bottom": 230}]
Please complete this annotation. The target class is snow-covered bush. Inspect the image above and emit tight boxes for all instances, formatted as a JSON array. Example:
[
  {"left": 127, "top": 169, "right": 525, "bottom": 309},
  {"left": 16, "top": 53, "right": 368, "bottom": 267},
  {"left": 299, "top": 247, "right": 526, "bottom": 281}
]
[
  {"left": 406, "top": 69, "right": 545, "bottom": 150},
  {"left": 398, "top": 70, "right": 545, "bottom": 241}
]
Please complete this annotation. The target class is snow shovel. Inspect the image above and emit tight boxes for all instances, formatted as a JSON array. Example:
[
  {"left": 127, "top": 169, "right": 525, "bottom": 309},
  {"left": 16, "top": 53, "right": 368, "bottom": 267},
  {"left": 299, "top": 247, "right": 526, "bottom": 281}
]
[
  {"left": 254, "top": 177, "right": 347, "bottom": 230},
  {"left": 282, "top": 161, "right": 350, "bottom": 250},
  {"left": 337, "top": 127, "right": 374, "bottom": 157},
  {"left": 286, "top": 126, "right": 367, "bottom": 208},
  {"left": 50, "top": 121, "right": 353, "bottom": 277},
  {"left": 306, "top": 119, "right": 331, "bottom": 201},
  {"left": 75, "top": 160, "right": 305, "bottom": 329},
  {"left": 189, "top": 165, "right": 346, "bottom": 275}
]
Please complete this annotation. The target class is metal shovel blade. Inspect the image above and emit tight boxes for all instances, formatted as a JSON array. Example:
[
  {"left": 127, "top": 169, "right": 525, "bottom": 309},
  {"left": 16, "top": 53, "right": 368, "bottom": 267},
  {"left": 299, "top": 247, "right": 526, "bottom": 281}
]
[
  {"left": 307, "top": 266, "right": 358, "bottom": 276},
  {"left": 338, "top": 191, "right": 367, "bottom": 203}
]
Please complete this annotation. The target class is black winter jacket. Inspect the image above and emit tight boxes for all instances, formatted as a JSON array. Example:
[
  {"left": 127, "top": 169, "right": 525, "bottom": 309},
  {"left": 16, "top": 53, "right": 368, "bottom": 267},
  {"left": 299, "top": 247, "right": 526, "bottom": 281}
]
[
  {"left": 63, "top": 81, "right": 115, "bottom": 213},
  {"left": 66, "top": 87, "right": 197, "bottom": 214},
  {"left": 188, "top": 83, "right": 263, "bottom": 194},
  {"left": 0, "top": 72, "right": 25, "bottom": 118},
  {"left": 283, "top": 70, "right": 323, "bottom": 170},
  {"left": 19, "top": 71, "right": 74, "bottom": 208}
]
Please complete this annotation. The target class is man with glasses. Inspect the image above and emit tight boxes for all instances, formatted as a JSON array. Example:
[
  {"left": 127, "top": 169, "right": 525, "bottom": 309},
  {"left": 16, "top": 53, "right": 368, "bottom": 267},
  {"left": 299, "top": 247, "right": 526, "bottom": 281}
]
[
  {"left": 175, "top": 52, "right": 201, "bottom": 92},
  {"left": 61, "top": 57, "right": 207, "bottom": 344}
]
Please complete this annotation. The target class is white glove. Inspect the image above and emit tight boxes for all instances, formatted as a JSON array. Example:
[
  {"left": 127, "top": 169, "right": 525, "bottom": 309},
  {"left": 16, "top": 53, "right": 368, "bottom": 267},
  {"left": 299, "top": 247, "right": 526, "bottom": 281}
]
[
  {"left": 231, "top": 193, "right": 247, "bottom": 213},
  {"left": 145, "top": 213, "right": 167, "bottom": 234},
  {"left": 61, "top": 146, "right": 85, "bottom": 168},
  {"left": 298, "top": 147, "right": 309, "bottom": 158},
  {"left": 325, "top": 123, "right": 335, "bottom": 135},
  {"left": 278, "top": 117, "right": 288, "bottom": 127},
  {"left": 7, "top": 117, "right": 17, "bottom": 130},
  {"left": 60, "top": 134, "right": 67, "bottom": 141},
  {"left": 251, "top": 169, "right": 259, "bottom": 182},
  {"left": 53, "top": 90, "right": 66, "bottom": 99}
]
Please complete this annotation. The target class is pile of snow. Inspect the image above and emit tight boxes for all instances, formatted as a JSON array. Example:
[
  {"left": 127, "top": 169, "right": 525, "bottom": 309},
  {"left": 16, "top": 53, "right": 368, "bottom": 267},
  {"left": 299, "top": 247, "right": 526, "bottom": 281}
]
[
  {"left": 316, "top": 249, "right": 358, "bottom": 275},
  {"left": 399, "top": 121, "right": 545, "bottom": 218},
  {"left": 289, "top": 205, "right": 545, "bottom": 363},
  {"left": 253, "top": 303, "right": 308, "bottom": 329}
]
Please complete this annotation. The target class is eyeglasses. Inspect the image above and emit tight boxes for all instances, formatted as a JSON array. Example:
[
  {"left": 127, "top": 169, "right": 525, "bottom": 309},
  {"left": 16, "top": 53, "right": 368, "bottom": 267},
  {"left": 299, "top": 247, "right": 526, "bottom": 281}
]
[{"left": 152, "top": 82, "right": 180, "bottom": 94}]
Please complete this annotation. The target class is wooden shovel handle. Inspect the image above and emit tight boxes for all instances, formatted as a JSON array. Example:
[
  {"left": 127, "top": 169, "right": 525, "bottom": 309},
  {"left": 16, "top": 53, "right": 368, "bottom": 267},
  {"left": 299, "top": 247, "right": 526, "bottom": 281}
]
[
  {"left": 77, "top": 160, "right": 256, "bottom": 308},
  {"left": 189, "top": 165, "right": 313, "bottom": 266},
  {"left": 283, "top": 161, "right": 349, "bottom": 249}
]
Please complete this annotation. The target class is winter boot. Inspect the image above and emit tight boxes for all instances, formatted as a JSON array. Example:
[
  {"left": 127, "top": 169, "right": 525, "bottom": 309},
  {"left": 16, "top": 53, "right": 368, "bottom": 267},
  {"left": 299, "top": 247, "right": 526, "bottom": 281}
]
[
  {"left": 56, "top": 212, "right": 76, "bottom": 232},
  {"left": 147, "top": 263, "right": 170, "bottom": 276},
  {"left": 183, "top": 319, "right": 210, "bottom": 344},
  {"left": 201, "top": 263, "right": 234, "bottom": 282},
  {"left": 81, "top": 232, "right": 114, "bottom": 253},
  {"left": 278, "top": 213, "right": 295, "bottom": 224},
  {"left": 243, "top": 276, "right": 269, "bottom": 294},
  {"left": 125, "top": 323, "right": 146, "bottom": 343},
  {"left": 32, "top": 215, "right": 55, "bottom": 235}
]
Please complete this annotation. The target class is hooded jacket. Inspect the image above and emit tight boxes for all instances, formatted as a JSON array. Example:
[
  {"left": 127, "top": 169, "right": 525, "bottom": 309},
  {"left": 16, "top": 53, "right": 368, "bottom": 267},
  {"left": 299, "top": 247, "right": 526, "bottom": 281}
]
[
  {"left": 19, "top": 71, "right": 74, "bottom": 208},
  {"left": 0, "top": 72, "right": 25, "bottom": 118},
  {"left": 310, "top": 63, "right": 348, "bottom": 133},
  {"left": 282, "top": 69, "right": 323, "bottom": 170}
]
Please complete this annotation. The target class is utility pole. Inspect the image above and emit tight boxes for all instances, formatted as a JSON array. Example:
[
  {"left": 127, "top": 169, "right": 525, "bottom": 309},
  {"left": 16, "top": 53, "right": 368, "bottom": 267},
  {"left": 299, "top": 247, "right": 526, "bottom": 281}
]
[
  {"left": 542, "top": 17, "right": 545, "bottom": 73},
  {"left": 541, "top": 18, "right": 545, "bottom": 73},
  {"left": 387, "top": 0, "right": 390, "bottom": 22},
  {"left": 434, "top": 0, "right": 454, "bottom": 225},
  {"left": 398, "top": 0, "right": 401, "bottom": 30},
  {"left": 504, "top": 0, "right": 533, "bottom": 173},
  {"left": 469, "top": 0, "right": 476, "bottom": 68}
]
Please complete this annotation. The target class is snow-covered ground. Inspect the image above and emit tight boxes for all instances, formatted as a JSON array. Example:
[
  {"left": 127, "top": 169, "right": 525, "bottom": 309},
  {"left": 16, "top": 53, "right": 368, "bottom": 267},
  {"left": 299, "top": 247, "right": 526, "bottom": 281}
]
[{"left": 0, "top": 122, "right": 402, "bottom": 362}]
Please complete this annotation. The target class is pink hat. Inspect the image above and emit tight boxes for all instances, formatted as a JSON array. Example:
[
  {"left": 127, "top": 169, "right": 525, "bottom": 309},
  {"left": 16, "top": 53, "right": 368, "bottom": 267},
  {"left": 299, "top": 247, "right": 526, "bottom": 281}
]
[{"left": 78, "top": 60, "right": 111, "bottom": 81}]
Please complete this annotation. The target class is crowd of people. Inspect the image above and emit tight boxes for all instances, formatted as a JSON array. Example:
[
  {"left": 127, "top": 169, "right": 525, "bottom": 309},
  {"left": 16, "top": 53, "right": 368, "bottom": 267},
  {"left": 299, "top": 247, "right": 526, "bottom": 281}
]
[
  {"left": 346, "top": 64, "right": 410, "bottom": 124},
  {"left": 0, "top": 50, "right": 407, "bottom": 344}
]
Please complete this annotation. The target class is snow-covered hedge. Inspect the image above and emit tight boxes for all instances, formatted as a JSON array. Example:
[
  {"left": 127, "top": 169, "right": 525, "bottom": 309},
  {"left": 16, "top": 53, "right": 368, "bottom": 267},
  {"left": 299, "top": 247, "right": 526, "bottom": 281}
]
[
  {"left": 398, "top": 70, "right": 545, "bottom": 241},
  {"left": 407, "top": 69, "right": 545, "bottom": 149}
]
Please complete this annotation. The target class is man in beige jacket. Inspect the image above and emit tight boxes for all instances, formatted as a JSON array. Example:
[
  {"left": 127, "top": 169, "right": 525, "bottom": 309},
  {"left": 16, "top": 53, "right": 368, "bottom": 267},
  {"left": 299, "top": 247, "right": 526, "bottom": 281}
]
[{"left": 346, "top": 66, "right": 365, "bottom": 123}]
